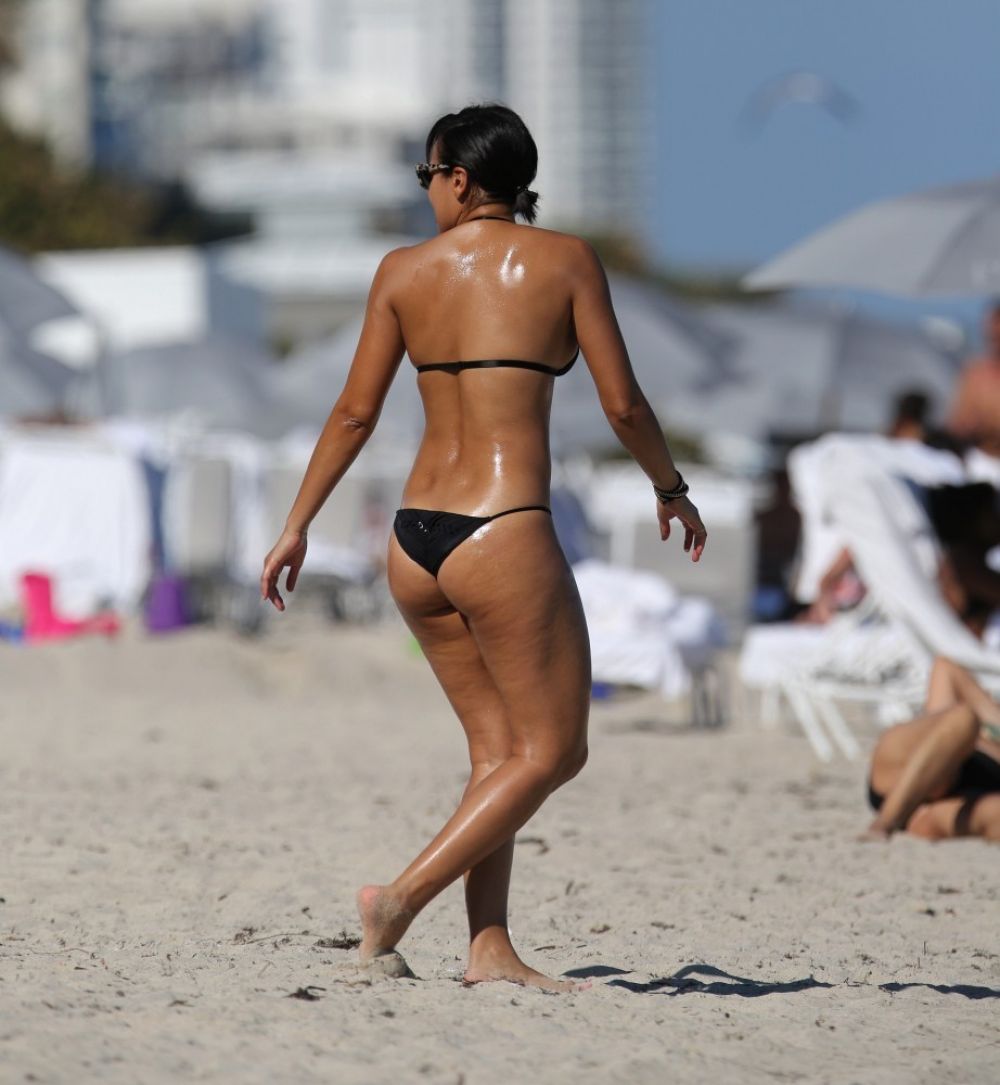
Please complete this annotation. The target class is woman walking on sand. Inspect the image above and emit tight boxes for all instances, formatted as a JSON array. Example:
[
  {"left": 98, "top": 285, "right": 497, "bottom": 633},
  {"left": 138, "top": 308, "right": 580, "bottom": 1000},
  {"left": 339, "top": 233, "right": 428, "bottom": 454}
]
[{"left": 261, "top": 104, "right": 707, "bottom": 990}]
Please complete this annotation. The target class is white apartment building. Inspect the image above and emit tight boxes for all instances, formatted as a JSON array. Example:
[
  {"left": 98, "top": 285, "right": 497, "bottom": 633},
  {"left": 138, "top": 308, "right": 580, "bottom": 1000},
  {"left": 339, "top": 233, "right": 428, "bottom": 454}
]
[
  {"left": 1, "top": 0, "right": 653, "bottom": 234},
  {"left": 264, "top": 0, "right": 654, "bottom": 232},
  {"left": 0, "top": 0, "right": 91, "bottom": 167},
  {"left": 505, "top": 0, "right": 654, "bottom": 234}
]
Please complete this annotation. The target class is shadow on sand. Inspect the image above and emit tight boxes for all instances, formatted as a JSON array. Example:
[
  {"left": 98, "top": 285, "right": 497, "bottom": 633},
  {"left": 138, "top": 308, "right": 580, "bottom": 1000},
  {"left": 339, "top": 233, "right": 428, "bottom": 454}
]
[
  {"left": 563, "top": 963, "right": 1000, "bottom": 1002},
  {"left": 878, "top": 982, "right": 1000, "bottom": 1001}
]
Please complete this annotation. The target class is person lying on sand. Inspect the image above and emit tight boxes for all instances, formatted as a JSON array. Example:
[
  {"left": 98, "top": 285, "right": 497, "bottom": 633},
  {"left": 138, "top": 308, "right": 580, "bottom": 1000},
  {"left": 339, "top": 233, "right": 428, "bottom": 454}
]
[{"left": 861, "top": 657, "right": 1000, "bottom": 842}]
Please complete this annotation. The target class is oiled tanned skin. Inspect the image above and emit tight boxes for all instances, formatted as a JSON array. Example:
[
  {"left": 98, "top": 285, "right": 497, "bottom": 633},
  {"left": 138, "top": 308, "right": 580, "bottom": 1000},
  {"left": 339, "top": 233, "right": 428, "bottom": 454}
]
[{"left": 262, "top": 156, "right": 707, "bottom": 990}]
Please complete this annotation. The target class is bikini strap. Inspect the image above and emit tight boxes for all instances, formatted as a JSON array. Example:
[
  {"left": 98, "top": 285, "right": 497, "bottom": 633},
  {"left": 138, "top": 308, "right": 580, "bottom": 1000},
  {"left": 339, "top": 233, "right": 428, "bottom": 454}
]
[
  {"left": 416, "top": 348, "right": 579, "bottom": 377},
  {"left": 484, "top": 505, "right": 552, "bottom": 522}
]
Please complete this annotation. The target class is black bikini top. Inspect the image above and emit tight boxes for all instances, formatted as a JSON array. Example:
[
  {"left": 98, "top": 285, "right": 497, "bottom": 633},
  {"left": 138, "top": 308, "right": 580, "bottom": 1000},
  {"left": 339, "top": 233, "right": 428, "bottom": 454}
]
[
  {"left": 414, "top": 215, "right": 579, "bottom": 378},
  {"left": 415, "top": 347, "right": 579, "bottom": 378}
]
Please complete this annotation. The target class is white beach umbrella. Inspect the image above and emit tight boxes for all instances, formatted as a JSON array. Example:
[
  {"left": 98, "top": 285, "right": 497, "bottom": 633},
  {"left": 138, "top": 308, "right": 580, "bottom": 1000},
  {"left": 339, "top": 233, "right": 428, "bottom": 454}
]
[
  {"left": 669, "top": 300, "right": 962, "bottom": 440},
  {"left": 745, "top": 176, "right": 1000, "bottom": 297}
]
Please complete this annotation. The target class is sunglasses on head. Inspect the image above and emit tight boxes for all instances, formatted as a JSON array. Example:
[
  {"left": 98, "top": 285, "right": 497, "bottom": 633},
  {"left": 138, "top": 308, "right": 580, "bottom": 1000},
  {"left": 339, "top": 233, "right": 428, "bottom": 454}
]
[{"left": 415, "top": 162, "right": 453, "bottom": 189}]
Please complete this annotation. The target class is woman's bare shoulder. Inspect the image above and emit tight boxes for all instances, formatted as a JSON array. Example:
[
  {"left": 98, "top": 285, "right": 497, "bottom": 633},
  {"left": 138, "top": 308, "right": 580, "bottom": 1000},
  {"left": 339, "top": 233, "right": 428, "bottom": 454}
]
[
  {"left": 381, "top": 236, "right": 450, "bottom": 274},
  {"left": 522, "top": 223, "right": 595, "bottom": 255},
  {"left": 371, "top": 242, "right": 430, "bottom": 290},
  {"left": 506, "top": 226, "right": 602, "bottom": 284},
  {"left": 383, "top": 226, "right": 597, "bottom": 283}
]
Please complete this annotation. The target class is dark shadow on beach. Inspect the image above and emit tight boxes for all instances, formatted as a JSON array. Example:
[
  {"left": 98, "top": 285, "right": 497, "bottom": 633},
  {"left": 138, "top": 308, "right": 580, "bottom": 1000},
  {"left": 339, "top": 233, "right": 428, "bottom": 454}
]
[
  {"left": 565, "top": 962, "right": 835, "bottom": 997},
  {"left": 563, "top": 963, "right": 1000, "bottom": 1002},
  {"left": 563, "top": 965, "right": 633, "bottom": 979},
  {"left": 879, "top": 982, "right": 1000, "bottom": 1001}
]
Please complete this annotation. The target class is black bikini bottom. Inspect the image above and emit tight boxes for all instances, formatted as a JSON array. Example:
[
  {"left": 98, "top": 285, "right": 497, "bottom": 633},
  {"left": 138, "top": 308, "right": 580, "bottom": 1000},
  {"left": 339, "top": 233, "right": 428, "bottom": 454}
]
[
  {"left": 867, "top": 748, "right": 1000, "bottom": 811},
  {"left": 393, "top": 505, "right": 551, "bottom": 578}
]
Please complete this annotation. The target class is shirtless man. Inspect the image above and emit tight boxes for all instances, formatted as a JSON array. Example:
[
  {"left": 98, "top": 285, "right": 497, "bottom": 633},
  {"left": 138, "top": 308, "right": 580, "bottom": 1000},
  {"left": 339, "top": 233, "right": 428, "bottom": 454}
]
[{"left": 947, "top": 301, "right": 1000, "bottom": 444}]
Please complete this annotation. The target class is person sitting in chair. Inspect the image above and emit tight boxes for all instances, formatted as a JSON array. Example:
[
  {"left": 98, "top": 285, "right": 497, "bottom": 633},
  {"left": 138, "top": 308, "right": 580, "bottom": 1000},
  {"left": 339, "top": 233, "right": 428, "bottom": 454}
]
[{"left": 862, "top": 657, "right": 1000, "bottom": 842}]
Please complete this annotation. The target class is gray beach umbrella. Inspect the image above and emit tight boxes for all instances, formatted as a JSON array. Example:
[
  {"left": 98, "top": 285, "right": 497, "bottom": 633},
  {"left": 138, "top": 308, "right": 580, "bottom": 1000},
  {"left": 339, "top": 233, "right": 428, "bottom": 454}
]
[
  {"left": 745, "top": 176, "right": 1000, "bottom": 297},
  {"left": 0, "top": 244, "right": 80, "bottom": 338},
  {"left": 275, "top": 314, "right": 424, "bottom": 447},
  {"left": 0, "top": 332, "right": 78, "bottom": 417},
  {"left": 669, "top": 300, "right": 963, "bottom": 439},
  {"left": 103, "top": 336, "right": 287, "bottom": 437},
  {"left": 550, "top": 275, "right": 738, "bottom": 454}
]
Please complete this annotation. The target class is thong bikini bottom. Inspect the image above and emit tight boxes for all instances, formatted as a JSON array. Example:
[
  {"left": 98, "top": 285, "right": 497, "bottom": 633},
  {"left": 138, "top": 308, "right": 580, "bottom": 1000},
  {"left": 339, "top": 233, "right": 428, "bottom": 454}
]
[{"left": 393, "top": 505, "right": 551, "bottom": 578}]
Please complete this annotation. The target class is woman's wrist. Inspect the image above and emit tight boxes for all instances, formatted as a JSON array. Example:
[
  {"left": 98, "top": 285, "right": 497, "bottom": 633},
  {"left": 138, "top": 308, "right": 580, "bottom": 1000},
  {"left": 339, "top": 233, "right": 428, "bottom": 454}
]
[
  {"left": 653, "top": 469, "right": 683, "bottom": 491},
  {"left": 653, "top": 471, "right": 689, "bottom": 503},
  {"left": 284, "top": 523, "right": 309, "bottom": 538}
]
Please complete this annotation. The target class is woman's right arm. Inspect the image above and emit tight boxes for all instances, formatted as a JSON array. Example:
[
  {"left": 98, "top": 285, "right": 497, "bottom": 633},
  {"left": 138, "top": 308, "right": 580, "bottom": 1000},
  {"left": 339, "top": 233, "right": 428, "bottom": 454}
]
[
  {"left": 569, "top": 239, "right": 707, "bottom": 562},
  {"left": 261, "top": 249, "right": 407, "bottom": 610}
]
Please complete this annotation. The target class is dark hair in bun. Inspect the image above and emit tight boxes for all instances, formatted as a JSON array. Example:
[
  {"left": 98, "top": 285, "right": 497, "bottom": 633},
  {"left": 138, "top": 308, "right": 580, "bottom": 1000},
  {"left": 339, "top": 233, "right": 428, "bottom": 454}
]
[{"left": 425, "top": 103, "right": 540, "bottom": 224}]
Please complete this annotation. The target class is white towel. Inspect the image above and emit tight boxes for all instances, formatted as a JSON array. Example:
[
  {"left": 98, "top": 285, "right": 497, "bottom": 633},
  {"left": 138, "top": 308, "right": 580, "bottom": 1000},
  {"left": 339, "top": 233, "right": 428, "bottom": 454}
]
[{"left": 0, "top": 431, "right": 151, "bottom": 617}]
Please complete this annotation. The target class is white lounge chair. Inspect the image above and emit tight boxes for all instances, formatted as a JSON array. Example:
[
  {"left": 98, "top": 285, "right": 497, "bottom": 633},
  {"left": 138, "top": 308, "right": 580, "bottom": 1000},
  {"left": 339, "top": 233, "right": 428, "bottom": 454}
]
[{"left": 755, "top": 441, "right": 1000, "bottom": 760}]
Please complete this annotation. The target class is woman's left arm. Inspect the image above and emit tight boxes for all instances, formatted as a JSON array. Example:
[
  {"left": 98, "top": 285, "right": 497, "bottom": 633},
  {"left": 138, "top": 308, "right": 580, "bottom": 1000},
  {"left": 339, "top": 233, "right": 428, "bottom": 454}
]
[{"left": 261, "top": 249, "right": 407, "bottom": 611}]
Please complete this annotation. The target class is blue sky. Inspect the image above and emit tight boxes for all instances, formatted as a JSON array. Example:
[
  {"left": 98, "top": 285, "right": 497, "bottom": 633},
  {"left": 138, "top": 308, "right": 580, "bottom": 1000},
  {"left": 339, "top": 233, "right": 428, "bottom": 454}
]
[{"left": 652, "top": 0, "right": 1000, "bottom": 286}]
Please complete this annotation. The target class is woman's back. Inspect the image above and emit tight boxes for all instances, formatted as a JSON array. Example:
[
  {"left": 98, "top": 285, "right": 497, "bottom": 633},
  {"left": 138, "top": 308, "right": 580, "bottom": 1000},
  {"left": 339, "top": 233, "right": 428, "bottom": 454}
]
[{"left": 389, "top": 220, "right": 581, "bottom": 512}]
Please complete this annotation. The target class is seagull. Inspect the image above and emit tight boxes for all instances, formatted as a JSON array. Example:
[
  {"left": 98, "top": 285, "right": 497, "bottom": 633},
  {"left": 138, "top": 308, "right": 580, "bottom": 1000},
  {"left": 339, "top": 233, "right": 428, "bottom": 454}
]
[{"left": 739, "top": 71, "right": 861, "bottom": 131}]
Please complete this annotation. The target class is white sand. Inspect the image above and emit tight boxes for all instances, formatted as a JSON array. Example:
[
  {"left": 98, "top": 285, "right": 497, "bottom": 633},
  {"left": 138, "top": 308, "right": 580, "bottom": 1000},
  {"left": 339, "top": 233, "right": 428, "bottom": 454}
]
[{"left": 2, "top": 611, "right": 998, "bottom": 1084}]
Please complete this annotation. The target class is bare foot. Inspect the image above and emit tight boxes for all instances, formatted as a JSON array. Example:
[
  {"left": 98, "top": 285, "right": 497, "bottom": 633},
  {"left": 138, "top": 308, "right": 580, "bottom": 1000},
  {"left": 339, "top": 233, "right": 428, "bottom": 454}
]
[
  {"left": 356, "top": 884, "right": 414, "bottom": 966},
  {"left": 464, "top": 946, "right": 590, "bottom": 992}
]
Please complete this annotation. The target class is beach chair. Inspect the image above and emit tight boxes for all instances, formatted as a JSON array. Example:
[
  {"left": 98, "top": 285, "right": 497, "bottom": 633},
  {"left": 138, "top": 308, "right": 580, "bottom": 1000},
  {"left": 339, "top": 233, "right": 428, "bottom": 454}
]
[
  {"left": 161, "top": 452, "right": 235, "bottom": 621},
  {"left": 741, "top": 434, "right": 973, "bottom": 760},
  {"left": 260, "top": 463, "right": 388, "bottom": 621},
  {"left": 840, "top": 466, "right": 1000, "bottom": 678},
  {"left": 764, "top": 448, "right": 1000, "bottom": 760}
]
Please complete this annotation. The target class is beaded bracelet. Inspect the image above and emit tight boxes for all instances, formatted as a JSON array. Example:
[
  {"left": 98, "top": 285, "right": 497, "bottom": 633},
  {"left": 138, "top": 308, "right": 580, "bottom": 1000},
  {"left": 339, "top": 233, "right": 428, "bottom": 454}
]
[{"left": 653, "top": 472, "right": 689, "bottom": 503}]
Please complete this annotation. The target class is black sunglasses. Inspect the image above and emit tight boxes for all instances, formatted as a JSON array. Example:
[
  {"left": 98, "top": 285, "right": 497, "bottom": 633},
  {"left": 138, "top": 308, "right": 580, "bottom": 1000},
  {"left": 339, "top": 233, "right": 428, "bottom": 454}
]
[{"left": 415, "top": 162, "right": 453, "bottom": 189}]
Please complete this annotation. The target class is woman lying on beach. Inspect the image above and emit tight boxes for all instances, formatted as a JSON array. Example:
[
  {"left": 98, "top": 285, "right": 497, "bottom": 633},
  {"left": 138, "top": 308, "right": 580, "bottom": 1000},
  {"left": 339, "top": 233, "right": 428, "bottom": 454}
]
[
  {"left": 862, "top": 657, "right": 1000, "bottom": 842},
  {"left": 260, "top": 104, "right": 707, "bottom": 989}
]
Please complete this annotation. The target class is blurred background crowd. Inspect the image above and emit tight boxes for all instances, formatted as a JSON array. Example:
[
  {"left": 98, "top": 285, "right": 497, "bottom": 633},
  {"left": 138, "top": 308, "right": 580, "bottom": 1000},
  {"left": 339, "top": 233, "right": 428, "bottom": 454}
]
[{"left": 3, "top": 0, "right": 1000, "bottom": 752}]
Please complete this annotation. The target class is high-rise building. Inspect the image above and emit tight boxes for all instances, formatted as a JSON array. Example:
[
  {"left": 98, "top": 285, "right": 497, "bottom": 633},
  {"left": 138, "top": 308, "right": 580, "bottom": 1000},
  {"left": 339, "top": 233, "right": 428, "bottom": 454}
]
[
  {"left": 504, "top": 0, "right": 654, "bottom": 235},
  {"left": 262, "top": 0, "right": 504, "bottom": 149},
  {"left": 1, "top": 0, "right": 655, "bottom": 239},
  {"left": 0, "top": 0, "right": 92, "bottom": 167}
]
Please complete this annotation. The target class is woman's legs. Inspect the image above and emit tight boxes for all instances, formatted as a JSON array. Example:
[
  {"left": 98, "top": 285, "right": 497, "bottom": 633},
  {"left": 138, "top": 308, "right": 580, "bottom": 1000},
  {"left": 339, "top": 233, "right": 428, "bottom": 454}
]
[
  {"left": 906, "top": 793, "right": 1000, "bottom": 841},
  {"left": 866, "top": 658, "right": 992, "bottom": 836},
  {"left": 870, "top": 657, "right": 982, "bottom": 798},
  {"left": 924, "top": 655, "right": 962, "bottom": 713},
  {"left": 388, "top": 601, "right": 529, "bottom": 978},
  {"left": 924, "top": 655, "right": 1000, "bottom": 726},
  {"left": 872, "top": 704, "right": 979, "bottom": 832},
  {"left": 368, "top": 517, "right": 590, "bottom": 986}
]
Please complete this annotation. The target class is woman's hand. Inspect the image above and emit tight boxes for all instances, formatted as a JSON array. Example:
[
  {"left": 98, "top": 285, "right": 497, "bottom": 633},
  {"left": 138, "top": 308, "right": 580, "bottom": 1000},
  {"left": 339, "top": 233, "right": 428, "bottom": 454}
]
[
  {"left": 261, "top": 529, "right": 308, "bottom": 612},
  {"left": 656, "top": 495, "right": 707, "bottom": 563}
]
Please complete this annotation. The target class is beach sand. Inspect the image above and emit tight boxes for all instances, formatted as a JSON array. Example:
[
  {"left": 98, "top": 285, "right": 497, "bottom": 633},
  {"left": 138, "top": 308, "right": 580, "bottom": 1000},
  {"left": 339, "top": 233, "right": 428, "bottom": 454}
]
[{"left": 2, "top": 610, "right": 998, "bottom": 1084}]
